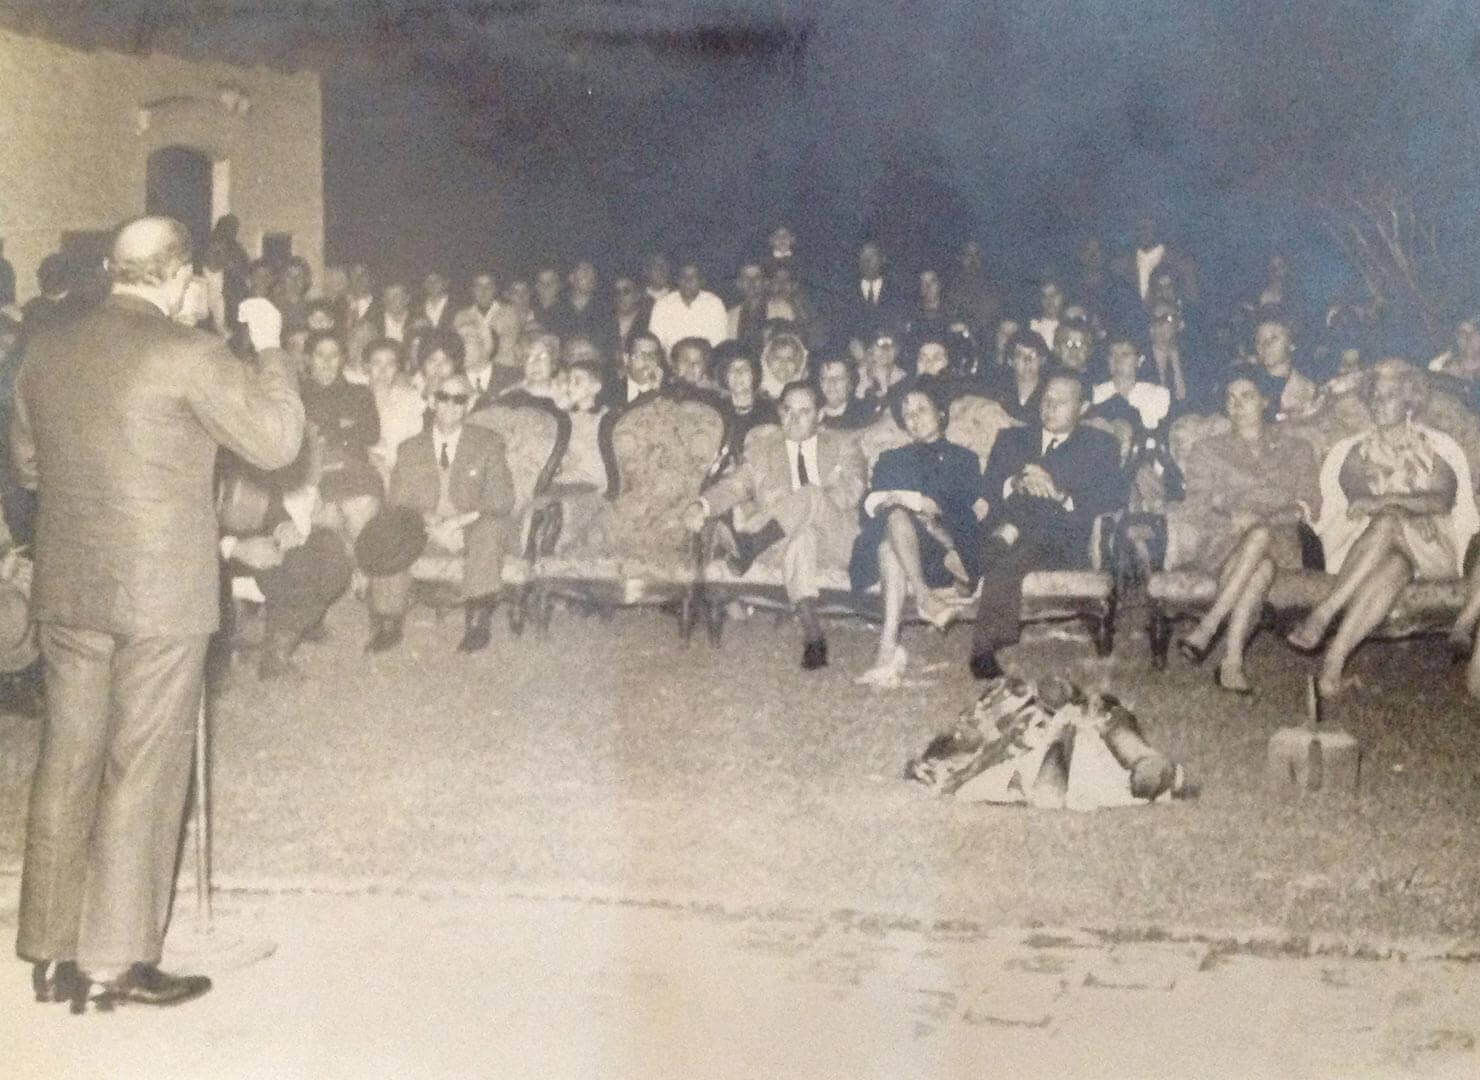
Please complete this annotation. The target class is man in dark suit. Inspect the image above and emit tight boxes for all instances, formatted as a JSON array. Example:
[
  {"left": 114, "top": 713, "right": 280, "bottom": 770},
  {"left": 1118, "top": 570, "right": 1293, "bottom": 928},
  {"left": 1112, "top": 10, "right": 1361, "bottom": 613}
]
[
  {"left": 12, "top": 216, "right": 304, "bottom": 1010},
  {"left": 365, "top": 372, "right": 515, "bottom": 653},
  {"left": 968, "top": 374, "right": 1125, "bottom": 678},
  {"left": 839, "top": 240, "right": 902, "bottom": 350},
  {"left": 419, "top": 270, "right": 456, "bottom": 334}
]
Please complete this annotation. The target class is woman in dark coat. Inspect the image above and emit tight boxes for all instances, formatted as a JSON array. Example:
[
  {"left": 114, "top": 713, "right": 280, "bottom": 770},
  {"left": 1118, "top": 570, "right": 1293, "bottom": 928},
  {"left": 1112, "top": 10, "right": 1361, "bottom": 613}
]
[
  {"left": 300, "top": 330, "right": 382, "bottom": 546},
  {"left": 850, "top": 383, "right": 983, "bottom": 686}
]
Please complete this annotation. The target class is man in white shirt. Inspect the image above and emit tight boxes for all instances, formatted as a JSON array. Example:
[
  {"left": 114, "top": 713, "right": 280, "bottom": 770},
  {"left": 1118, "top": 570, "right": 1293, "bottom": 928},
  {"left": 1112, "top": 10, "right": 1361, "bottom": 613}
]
[
  {"left": 684, "top": 382, "right": 867, "bottom": 670},
  {"left": 648, "top": 262, "right": 729, "bottom": 354}
]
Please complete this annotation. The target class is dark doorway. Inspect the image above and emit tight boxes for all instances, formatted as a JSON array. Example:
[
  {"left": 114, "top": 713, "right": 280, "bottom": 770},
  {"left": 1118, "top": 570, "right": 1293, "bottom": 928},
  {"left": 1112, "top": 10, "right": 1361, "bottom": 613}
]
[{"left": 145, "top": 145, "right": 212, "bottom": 265}]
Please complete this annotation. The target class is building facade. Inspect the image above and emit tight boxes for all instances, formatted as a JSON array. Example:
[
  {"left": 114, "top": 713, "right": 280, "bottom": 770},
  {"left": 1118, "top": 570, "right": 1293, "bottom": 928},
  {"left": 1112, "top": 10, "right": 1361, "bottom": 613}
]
[{"left": 0, "top": 27, "right": 322, "bottom": 302}]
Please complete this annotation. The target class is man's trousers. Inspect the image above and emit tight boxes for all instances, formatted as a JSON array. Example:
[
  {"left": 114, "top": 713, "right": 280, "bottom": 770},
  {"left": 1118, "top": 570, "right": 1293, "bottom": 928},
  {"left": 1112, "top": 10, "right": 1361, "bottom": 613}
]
[{"left": 17, "top": 624, "right": 208, "bottom": 974}]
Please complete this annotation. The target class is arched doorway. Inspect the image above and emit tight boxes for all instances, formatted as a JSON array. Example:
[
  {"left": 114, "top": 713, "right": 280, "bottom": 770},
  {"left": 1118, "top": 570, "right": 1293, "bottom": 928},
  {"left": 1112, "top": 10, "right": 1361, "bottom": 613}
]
[{"left": 146, "top": 145, "right": 212, "bottom": 264}]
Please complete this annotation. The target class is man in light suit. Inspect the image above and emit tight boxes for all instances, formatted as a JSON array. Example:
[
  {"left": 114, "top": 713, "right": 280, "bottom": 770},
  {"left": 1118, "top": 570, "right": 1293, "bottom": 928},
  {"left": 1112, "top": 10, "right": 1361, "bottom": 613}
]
[
  {"left": 365, "top": 372, "right": 515, "bottom": 654},
  {"left": 13, "top": 216, "right": 304, "bottom": 1010},
  {"left": 684, "top": 381, "right": 866, "bottom": 669},
  {"left": 968, "top": 374, "right": 1126, "bottom": 678}
]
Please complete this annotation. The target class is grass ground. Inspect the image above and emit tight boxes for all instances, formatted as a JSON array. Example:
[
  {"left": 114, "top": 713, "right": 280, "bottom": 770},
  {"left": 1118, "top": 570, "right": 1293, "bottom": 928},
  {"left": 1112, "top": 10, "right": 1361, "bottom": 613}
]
[{"left": 2, "top": 596, "right": 1479, "bottom": 944}]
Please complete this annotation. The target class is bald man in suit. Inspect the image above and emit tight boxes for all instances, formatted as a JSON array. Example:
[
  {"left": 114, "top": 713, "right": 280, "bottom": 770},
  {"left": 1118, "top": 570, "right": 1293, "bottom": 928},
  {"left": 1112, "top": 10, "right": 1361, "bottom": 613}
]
[{"left": 13, "top": 216, "right": 303, "bottom": 1010}]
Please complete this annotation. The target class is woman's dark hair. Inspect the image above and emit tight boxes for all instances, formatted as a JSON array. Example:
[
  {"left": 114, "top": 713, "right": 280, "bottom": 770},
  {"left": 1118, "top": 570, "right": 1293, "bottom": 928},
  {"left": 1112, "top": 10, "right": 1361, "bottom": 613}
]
[
  {"left": 889, "top": 378, "right": 948, "bottom": 431},
  {"left": 1221, "top": 362, "right": 1278, "bottom": 405},
  {"left": 713, "top": 340, "right": 759, "bottom": 387},
  {"left": 363, "top": 336, "right": 406, "bottom": 371}
]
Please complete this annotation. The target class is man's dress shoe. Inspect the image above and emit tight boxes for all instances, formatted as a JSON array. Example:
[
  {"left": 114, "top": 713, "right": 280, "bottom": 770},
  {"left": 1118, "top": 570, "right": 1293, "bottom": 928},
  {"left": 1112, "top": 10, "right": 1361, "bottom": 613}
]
[
  {"left": 801, "top": 637, "right": 829, "bottom": 671},
  {"left": 83, "top": 964, "right": 212, "bottom": 1013},
  {"left": 968, "top": 650, "right": 1002, "bottom": 680},
  {"left": 32, "top": 960, "right": 84, "bottom": 1004}
]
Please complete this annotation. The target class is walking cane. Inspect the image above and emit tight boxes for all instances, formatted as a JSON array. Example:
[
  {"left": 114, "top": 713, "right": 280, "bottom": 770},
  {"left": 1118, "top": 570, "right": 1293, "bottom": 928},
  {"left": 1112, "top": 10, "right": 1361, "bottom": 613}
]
[{"left": 193, "top": 692, "right": 211, "bottom": 930}]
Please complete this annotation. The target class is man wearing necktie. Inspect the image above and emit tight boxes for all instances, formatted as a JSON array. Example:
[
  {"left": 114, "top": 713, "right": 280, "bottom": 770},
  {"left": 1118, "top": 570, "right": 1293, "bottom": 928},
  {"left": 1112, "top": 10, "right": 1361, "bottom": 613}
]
[
  {"left": 685, "top": 382, "right": 867, "bottom": 670},
  {"left": 362, "top": 372, "right": 515, "bottom": 654},
  {"left": 969, "top": 375, "right": 1127, "bottom": 678}
]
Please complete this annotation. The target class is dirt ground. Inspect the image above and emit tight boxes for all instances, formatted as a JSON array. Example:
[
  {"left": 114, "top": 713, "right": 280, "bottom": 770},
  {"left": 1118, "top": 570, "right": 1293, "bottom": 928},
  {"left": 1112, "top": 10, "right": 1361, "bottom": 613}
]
[
  {"left": 3, "top": 877, "right": 1477, "bottom": 1080},
  {"left": 3, "top": 597, "right": 1480, "bottom": 1076}
]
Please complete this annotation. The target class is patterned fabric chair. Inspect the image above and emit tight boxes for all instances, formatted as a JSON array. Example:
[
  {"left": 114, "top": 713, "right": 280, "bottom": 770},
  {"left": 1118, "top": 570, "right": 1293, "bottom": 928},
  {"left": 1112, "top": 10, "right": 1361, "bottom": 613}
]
[
  {"left": 407, "top": 392, "right": 569, "bottom": 631},
  {"left": 693, "top": 393, "right": 1126, "bottom": 653},
  {"left": 1146, "top": 384, "right": 1480, "bottom": 668},
  {"left": 534, "top": 388, "right": 726, "bottom": 634}
]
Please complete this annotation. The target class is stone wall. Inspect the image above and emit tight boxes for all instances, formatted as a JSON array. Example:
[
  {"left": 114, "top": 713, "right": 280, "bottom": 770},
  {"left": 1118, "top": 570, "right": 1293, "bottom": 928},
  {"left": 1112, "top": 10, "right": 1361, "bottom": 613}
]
[{"left": 0, "top": 27, "right": 322, "bottom": 302}]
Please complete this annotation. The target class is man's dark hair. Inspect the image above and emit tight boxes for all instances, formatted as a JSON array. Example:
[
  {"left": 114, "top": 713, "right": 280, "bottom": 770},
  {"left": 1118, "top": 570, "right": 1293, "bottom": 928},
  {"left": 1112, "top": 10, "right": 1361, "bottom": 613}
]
[
  {"left": 363, "top": 337, "right": 406, "bottom": 369},
  {"left": 420, "top": 328, "right": 466, "bottom": 372},
  {"left": 304, "top": 329, "right": 342, "bottom": 358},
  {"left": 670, "top": 336, "right": 712, "bottom": 365},
  {"left": 1006, "top": 328, "right": 1051, "bottom": 360},
  {"left": 779, "top": 379, "right": 821, "bottom": 408},
  {"left": 37, "top": 253, "right": 72, "bottom": 295}
]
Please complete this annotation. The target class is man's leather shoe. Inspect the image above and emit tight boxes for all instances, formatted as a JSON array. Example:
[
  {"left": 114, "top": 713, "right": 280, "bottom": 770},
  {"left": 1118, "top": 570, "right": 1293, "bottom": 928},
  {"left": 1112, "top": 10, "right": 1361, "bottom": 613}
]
[
  {"left": 969, "top": 649, "right": 1002, "bottom": 680},
  {"left": 85, "top": 964, "right": 212, "bottom": 1012},
  {"left": 366, "top": 617, "right": 403, "bottom": 653},
  {"left": 32, "top": 960, "right": 84, "bottom": 1004},
  {"left": 727, "top": 519, "right": 785, "bottom": 577},
  {"left": 801, "top": 637, "right": 828, "bottom": 671}
]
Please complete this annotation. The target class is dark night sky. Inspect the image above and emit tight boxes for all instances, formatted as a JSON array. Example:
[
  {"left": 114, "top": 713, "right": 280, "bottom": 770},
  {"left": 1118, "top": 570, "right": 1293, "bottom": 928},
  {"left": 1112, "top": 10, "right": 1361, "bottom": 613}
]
[{"left": 6, "top": 1, "right": 1480, "bottom": 310}]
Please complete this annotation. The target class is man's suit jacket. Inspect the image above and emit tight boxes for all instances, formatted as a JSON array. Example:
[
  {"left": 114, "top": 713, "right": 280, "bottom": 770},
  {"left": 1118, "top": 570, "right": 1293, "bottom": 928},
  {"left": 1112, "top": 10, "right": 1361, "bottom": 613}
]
[
  {"left": 419, "top": 296, "right": 456, "bottom": 334},
  {"left": 838, "top": 276, "right": 904, "bottom": 342},
  {"left": 11, "top": 293, "right": 304, "bottom": 636},
  {"left": 703, "top": 425, "right": 866, "bottom": 537},
  {"left": 389, "top": 423, "right": 514, "bottom": 522},
  {"left": 980, "top": 422, "right": 1125, "bottom": 560}
]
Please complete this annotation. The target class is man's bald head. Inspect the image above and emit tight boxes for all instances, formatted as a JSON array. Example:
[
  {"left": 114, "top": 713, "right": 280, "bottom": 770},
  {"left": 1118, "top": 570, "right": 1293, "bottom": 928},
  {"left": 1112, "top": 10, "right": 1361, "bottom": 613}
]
[{"left": 110, "top": 216, "right": 192, "bottom": 288}]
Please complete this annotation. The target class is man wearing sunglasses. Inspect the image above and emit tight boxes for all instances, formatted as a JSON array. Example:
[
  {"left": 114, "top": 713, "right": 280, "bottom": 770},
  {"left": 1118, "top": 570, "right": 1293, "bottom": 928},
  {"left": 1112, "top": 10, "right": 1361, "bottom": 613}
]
[{"left": 365, "top": 372, "right": 514, "bottom": 653}]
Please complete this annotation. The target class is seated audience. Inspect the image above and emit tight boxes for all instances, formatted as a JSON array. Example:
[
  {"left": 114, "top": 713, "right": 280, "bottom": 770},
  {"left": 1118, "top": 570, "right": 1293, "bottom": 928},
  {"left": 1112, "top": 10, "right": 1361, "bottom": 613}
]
[
  {"left": 851, "top": 384, "right": 984, "bottom": 686},
  {"left": 969, "top": 374, "right": 1127, "bottom": 678},
  {"left": 684, "top": 382, "right": 866, "bottom": 670},
  {"left": 300, "top": 331, "right": 382, "bottom": 547},
  {"left": 610, "top": 274, "right": 651, "bottom": 362},
  {"left": 220, "top": 439, "right": 354, "bottom": 681},
  {"left": 758, "top": 331, "right": 810, "bottom": 401},
  {"left": 649, "top": 261, "right": 728, "bottom": 354},
  {"left": 1169, "top": 366, "right": 1320, "bottom": 693},
  {"left": 816, "top": 356, "right": 875, "bottom": 430},
  {"left": 365, "top": 338, "right": 425, "bottom": 484},
  {"left": 716, "top": 347, "right": 778, "bottom": 468},
  {"left": 1144, "top": 302, "right": 1191, "bottom": 405},
  {"left": 601, "top": 331, "right": 666, "bottom": 408},
  {"left": 502, "top": 332, "right": 563, "bottom": 402},
  {"left": 854, "top": 328, "right": 907, "bottom": 414},
  {"left": 669, "top": 337, "right": 722, "bottom": 395},
  {"left": 1286, "top": 358, "right": 1478, "bottom": 696},
  {"left": 1252, "top": 310, "right": 1318, "bottom": 419},
  {"left": 1028, "top": 276, "right": 1065, "bottom": 351},
  {"left": 1091, "top": 333, "right": 1172, "bottom": 437},
  {"left": 1052, "top": 318, "right": 1095, "bottom": 392},
  {"left": 1428, "top": 312, "right": 1480, "bottom": 381},
  {"left": 364, "top": 372, "right": 516, "bottom": 654},
  {"left": 987, "top": 328, "right": 1052, "bottom": 424},
  {"left": 413, "top": 328, "right": 466, "bottom": 409}
]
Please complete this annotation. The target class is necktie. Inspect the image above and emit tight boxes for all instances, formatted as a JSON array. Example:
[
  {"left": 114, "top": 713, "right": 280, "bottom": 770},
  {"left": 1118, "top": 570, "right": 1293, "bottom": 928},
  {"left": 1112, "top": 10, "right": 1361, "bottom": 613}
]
[
  {"left": 440, "top": 442, "right": 450, "bottom": 470},
  {"left": 1044, "top": 435, "right": 1061, "bottom": 457},
  {"left": 796, "top": 446, "right": 810, "bottom": 487}
]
